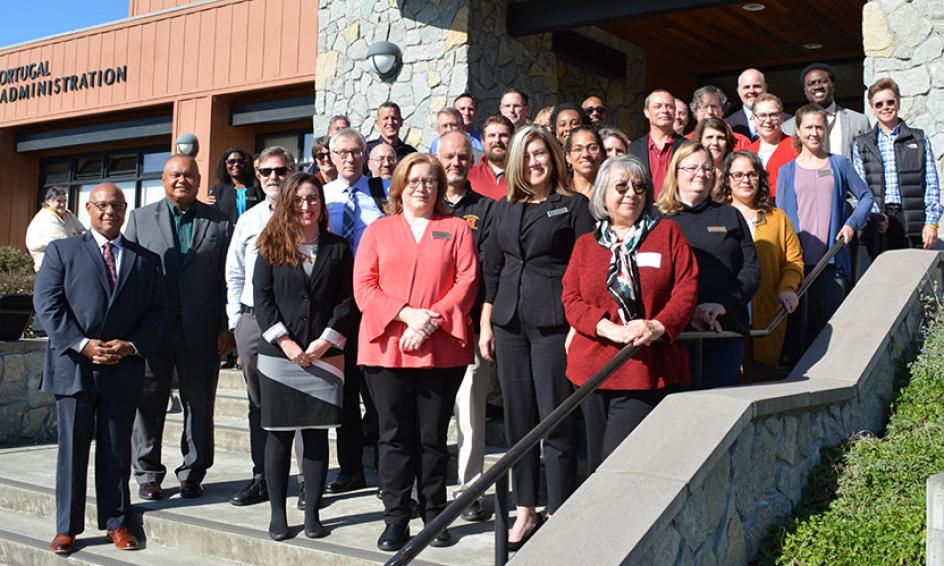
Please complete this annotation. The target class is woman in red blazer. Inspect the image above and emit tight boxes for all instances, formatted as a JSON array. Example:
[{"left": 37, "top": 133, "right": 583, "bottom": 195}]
[
  {"left": 563, "top": 155, "right": 698, "bottom": 472},
  {"left": 747, "top": 93, "right": 798, "bottom": 197},
  {"left": 353, "top": 152, "right": 478, "bottom": 552}
]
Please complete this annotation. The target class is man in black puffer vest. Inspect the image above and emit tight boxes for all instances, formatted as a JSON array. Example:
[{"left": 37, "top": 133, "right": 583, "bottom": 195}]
[{"left": 852, "top": 78, "right": 942, "bottom": 257}]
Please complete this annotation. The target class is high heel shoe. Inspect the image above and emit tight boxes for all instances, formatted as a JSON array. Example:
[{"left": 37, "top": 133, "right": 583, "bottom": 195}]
[
  {"left": 305, "top": 518, "right": 328, "bottom": 539},
  {"left": 268, "top": 524, "right": 289, "bottom": 541},
  {"left": 508, "top": 514, "right": 544, "bottom": 552}
]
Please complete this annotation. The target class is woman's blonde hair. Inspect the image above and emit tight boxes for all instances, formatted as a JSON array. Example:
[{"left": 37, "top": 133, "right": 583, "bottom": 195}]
[
  {"left": 657, "top": 142, "right": 713, "bottom": 216},
  {"left": 505, "top": 125, "right": 572, "bottom": 203},
  {"left": 385, "top": 152, "right": 450, "bottom": 216}
]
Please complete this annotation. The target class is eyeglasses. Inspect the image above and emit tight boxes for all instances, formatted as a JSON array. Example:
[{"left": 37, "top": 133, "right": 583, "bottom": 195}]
[
  {"left": 569, "top": 144, "right": 601, "bottom": 155},
  {"left": 293, "top": 195, "right": 321, "bottom": 206},
  {"left": 258, "top": 167, "right": 289, "bottom": 178},
  {"left": 88, "top": 201, "right": 127, "bottom": 212},
  {"left": 678, "top": 165, "right": 714, "bottom": 176},
  {"left": 752, "top": 112, "right": 782, "bottom": 122},
  {"left": 872, "top": 99, "right": 897, "bottom": 109},
  {"left": 370, "top": 156, "right": 397, "bottom": 164},
  {"left": 314, "top": 152, "right": 331, "bottom": 161},
  {"left": 406, "top": 178, "right": 437, "bottom": 189},
  {"left": 614, "top": 182, "right": 647, "bottom": 195},
  {"left": 583, "top": 106, "right": 606, "bottom": 114},
  {"left": 226, "top": 158, "right": 246, "bottom": 165},
  {"left": 331, "top": 149, "right": 364, "bottom": 161},
  {"left": 729, "top": 171, "right": 760, "bottom": 182}
]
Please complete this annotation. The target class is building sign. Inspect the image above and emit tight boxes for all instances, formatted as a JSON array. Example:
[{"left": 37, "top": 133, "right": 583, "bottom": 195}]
[{"left": 0, "top": 61, "right": 127, "bottom": 104}]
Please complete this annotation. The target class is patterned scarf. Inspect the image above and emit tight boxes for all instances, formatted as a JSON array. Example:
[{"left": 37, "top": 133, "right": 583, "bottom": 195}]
[{"left": 594, "top": 213, "right": 659, "bottom": 324}]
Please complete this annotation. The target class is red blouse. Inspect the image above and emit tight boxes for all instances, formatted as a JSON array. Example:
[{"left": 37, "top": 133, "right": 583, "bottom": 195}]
[{"left": 562, "top": 220, "right": 698, "bottom": 390}]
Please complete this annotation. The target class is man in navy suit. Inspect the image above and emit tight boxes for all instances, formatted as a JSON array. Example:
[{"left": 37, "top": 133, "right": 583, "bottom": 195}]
[{"left": 34, "top": 183, "right": 167, "bottom": 555}]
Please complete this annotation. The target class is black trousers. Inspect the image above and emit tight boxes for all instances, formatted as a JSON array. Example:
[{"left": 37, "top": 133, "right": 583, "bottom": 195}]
[
  {"left": 56, "top": 388, "right": 138, "bottom": 534},
  {"left": 581, "top": 388, "right": 667, "bottom": 473},
  {"left": 493, "top": 315, "right": 576, "bottom": 513},
  {"left": 337, "top": 320, "right": 377, "bottom": 478},
  {"left": 364, "top": 366, "right": 463, "bottom": 525},
  {"left": 783, "top": 264, "right": 850, "bottom": 363},
  {"left": 864, "top": 205, "right": 919, "bottom": 259}
]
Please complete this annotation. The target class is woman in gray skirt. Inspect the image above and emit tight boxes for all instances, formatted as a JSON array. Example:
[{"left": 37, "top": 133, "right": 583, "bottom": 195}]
[{"left": 253, "top": 172, "right": 356, "bottom": 540}]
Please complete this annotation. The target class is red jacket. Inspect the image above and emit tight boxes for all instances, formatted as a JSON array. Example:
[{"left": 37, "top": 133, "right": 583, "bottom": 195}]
[
  {"left": 748, "top": 135, "right": 797, "bottom": 198},
  {"left": 467, "top": 157, "right": 507, "bottom": 201},
  {"left": 562, "top": 220, "right": 698, "bottom": 390}
]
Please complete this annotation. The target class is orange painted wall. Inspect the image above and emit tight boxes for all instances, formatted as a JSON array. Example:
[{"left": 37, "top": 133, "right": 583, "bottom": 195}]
[
  {"left": 0, "top": 131, "right": 39, "bottom": 249},
  {"left": 0, "top": 0, "right": 316, "bottom": 129},
  {"left": 129, "top": 0, "right": 201, "bottom": 17}
]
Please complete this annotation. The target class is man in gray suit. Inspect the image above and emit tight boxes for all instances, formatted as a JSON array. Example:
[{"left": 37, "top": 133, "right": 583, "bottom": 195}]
[
  {"left": 783, "top": 63, "right": 870, "bottom": 159},
  {"left": 125, "top": 154, "right": 233, "bottom": 500}
]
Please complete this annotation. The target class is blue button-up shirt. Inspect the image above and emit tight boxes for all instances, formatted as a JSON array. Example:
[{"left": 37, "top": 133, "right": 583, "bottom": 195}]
[
  {"left": 853, "top": 121, "right": 942, "bottom": 226},
  {"left": 323, "top": 175, "right": 388, "bottom": 254}
]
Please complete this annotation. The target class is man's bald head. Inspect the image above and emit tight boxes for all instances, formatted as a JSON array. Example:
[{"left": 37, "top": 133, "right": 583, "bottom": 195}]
[
  {"left": 85, "top": 182, "right": 127, "bottom": 239},
  {"left": 367, "top": 142, "right": 397, "bottom": 179},
  {"left": 737, "top": 68, "right": 767, "bottom": 109},
  {"left": 162, "top": 154, "right": 201, "bottom": 209},
  {"left": 436, "top": 131, "right": 473, "bottom": 187}
]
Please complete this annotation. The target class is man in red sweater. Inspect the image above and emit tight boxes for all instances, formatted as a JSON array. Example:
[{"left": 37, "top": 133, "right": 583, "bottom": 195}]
[{"left": 467, "top": 115, "right": 514, "bottom": 201}]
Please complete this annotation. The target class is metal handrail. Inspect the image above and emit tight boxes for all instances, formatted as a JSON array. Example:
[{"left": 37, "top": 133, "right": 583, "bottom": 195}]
[{"left": 387, "top": 238, "right": 848, "bottom": 565}]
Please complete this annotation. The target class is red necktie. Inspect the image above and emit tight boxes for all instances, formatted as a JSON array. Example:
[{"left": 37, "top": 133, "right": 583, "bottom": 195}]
[{"left": 102, "top": 242, "right": 117, "bottom": 288}]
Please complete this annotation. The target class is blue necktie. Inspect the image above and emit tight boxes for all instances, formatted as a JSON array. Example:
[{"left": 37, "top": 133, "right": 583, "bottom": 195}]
[{"left": 342, "top": 186, "right": 357, "bottom": 244}]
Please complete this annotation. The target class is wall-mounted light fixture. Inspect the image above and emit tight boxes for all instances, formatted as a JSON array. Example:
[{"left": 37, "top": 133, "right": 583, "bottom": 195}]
[
  {"left": 366, "top": 41, "right": 403, "bottom": 81},
  {"left": 175, "top": 133, "right": 199, "bottom": 157},
  {"left": 741, "top": 3, "right": 766, "bottom": 11}
]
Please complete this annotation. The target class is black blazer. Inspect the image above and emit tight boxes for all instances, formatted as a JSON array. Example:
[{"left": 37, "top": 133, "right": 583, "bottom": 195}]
[
  {"left": 482, "top": 192, "right": 594, "bottom": 328},
  {"left": 628, "top": 132, "right": 687, "bottom": 176},
  {"left": 34, "top": 232, "right": 167, "bottom": 396},
  {"left": 725, "top": 108, "right": 753, "bottom": 140},
  {"left": 211, "top": 182, "right": 265, "bottom": 225},
  {"left": 252, "top": 231, "right": 356, "bottom": 359}
]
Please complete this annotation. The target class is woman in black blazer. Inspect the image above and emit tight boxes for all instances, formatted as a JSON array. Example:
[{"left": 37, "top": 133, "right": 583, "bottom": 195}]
[
  {"left": 253, "top": 172, "right": 356, "bottom": 541},
  {"left": 210, "top": 146, "right": 265, "bottom": 225},
  {"left": 480, "top": 125, "right": 595, "bottom": 549}
]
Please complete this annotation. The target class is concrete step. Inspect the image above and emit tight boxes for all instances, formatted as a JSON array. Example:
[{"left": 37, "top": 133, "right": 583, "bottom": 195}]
[
  {"left": 0, "top": 445, "right": 502, "bottom": 566},
  {"left": 217, "top": 369, "right": 247, "bottom": 392}
]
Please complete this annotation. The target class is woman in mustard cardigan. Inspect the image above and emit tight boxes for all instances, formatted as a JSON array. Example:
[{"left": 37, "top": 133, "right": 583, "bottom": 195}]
[{"left": 722, "top": 151, "right": 803, "bottom": 369}]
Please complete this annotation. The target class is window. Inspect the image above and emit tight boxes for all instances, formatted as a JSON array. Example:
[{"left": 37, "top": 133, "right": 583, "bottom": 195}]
[{"left": 257, "top": 130, "right": 313, "bottom": 170}]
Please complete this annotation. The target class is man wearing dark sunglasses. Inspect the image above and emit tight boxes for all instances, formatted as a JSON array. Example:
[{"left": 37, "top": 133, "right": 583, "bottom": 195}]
[{"left": 581, "top": 95, "right": 608, "bottom": 129}]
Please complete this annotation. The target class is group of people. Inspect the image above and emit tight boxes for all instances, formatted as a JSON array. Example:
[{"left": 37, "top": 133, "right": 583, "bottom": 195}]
[{"left": 31, "top": 61, "right": 941, "bottom": 557}]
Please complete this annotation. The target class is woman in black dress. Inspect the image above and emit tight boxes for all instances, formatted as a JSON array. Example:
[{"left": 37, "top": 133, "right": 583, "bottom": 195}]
[{"left": 253, "top": 172, "right": 356, "bottom": 540}]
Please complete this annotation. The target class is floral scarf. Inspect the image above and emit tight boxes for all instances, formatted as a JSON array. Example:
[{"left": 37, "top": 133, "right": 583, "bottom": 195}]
[{"left": 594, "top": 213, "right": 659, "bottom": 324}]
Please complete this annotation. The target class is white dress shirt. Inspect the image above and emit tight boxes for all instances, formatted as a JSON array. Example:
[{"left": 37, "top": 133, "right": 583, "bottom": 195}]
[{"left": 224, "top": 200, "right": 274, "bottom": 330}]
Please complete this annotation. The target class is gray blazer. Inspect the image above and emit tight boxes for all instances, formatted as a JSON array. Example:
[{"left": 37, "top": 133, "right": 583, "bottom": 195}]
[
  {"left": 124, "top": 199, "right": 232, "bottom": 353},
  {"left": 783, "top": 105, "right": 870, "bottom": 160}
]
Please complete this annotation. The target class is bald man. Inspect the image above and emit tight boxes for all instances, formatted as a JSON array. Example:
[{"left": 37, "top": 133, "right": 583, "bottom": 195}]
[
  {"left": 727, "top": 68, "right": 781, "bottom": 141},
  {"left": 35, "top": 183, "right": 167, "bottom": 554},
  {"left": 124, "top": 154, "right": 233, "bottom": 502}
]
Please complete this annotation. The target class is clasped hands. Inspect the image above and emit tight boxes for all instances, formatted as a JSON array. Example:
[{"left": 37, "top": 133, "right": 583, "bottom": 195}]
[
  {"left": 596, "top": 318, "right": 665, "bottom": 346},
  {"left": 279, "top": 337, "right": 332, "bottom": 368},
  {"left": 81, "top": 338, "right": 134, "bottom": 365},
  {"left": 398, "top": 306, "right": 442, "bottom": 352}
]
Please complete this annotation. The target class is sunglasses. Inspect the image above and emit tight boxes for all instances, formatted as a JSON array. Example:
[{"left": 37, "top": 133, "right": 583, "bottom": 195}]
[
  {"left": 258, "top": 166, "right": 289, "bottom": 177},
  {"left": 872, "top": 99, "right": 897, "bottom": 109},
  {"left": 583, "top": 106, "right": 606, "bottom": 114},
  {"left": 226, "top": 158, "right": 246, "bottom": 165}
]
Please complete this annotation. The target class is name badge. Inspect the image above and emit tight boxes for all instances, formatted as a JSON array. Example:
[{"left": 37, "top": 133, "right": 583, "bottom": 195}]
[
  {"left": 432, "top": 231, "right": 451, "bottom": 240},
  {"left": 816, "top": 168, "right": 834, "bottom": 178},
  {"left": 547, "top": 207, "right": 569, "bottom": 218},
  {"left": 707, "top": 225, "right": 727, "bottom": 233},
  {"left": 637, "top": 252, "right": 662, "bottom": 268},
  {"left": 907, "top": 143, "right": 919, "bottom": 149}
]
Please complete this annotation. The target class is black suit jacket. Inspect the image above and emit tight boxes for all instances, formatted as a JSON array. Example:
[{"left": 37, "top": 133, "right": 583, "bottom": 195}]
[
  {"left": 34, "top": 232, "right": 167, "bottom": 396},
  {"left": 629, "top": 132, "right": 687, "bottom": 175},
  {"left": 210, "top": 182, "right": 265, "bottom": 225},
  {"left": 725, "top": 108, "right": 753, "bottom": 140},
  {"left": 482, "top": 192, "right": 594, "bottom": 328},
  {"left": 252, "top": 231, "right": 357, "bottom": 358}
]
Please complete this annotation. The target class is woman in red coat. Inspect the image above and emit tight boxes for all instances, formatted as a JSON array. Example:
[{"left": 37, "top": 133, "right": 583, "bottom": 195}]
[
  {"left": 746, "top": 93, "right": 797, "bottom": 197},
  {"left": 353, "top": 152, "right": 479, "bottom": 551},
  {"left": 563, "top": 155, "right": 698, "bottom": 472}
]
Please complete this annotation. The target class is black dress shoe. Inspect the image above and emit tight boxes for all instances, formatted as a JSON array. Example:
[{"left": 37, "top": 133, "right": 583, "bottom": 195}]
[
  {"left": 461, "top": 499, "right": 487, "bottom": 522},
  {"left": 297, "top": 483, "right": 306, "bottom": 510},
  {"left": 325, "top": 473, "right": 366, "bottom": 494},
  {"left": 508, "top": 514, "right": 544, "bottom": 552},
  {"left": 429, "top": 527, "right": 453, "bottom": 548},
  {"left": 377, "top": 523, "right": 410, "bottom": 552},
  {"left": 230, "top": 478, "right": 268, "bottom": 506},
  {"left": 268, "top": 525, "right": 289, "bottom": 541},
  {"left": 179, "top": 480, "right": 203, "bottom": 499},
  {"left": 304, "top": 519, "right": 328, "bottom": 539}
]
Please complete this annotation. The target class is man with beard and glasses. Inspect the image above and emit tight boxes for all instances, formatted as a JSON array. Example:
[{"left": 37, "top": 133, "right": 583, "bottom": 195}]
[{"left": 467, "top": 115, "right": 514, "bottom": 201}]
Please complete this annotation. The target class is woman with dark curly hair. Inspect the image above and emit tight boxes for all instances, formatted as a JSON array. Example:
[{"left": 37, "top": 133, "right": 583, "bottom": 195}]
[
  {"left": 550, "top": 103, "right": 590, "bottom": 147},
  {"left": 721, "top": 151, "right": 803, "bottom": 370},
  {"left": 211, "top": 146, "right": 263, "bottom": 225}
]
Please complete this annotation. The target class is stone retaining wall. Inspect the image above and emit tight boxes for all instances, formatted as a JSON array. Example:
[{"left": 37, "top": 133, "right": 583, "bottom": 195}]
[
  {"left": 512, "top": 249, "right": 943, "bottom": 565},
  {"left": 0, "top": 340, "right": 54, "bottom": 447}
]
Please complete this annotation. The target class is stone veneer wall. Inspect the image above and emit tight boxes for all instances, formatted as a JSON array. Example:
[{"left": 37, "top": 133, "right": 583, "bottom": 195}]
[
  {"left": 863, "top": 0, "right": 944, "bottom": 171},
  {"left": 314, "top": 0, "right": 647, "bottom": 150},
  {"left": 512, "top": 249, "right": 943, "bottom": 565},
  {"left": 0, "top": 340, "right": 55, "bottom": 447}
]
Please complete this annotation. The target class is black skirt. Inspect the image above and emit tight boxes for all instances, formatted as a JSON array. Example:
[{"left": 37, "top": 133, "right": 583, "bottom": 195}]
[{"left": 256, "top": 354, "right": 344, "bottom": 431}]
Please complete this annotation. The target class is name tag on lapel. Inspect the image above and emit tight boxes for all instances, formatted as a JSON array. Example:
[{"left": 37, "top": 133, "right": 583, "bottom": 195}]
[
  {"left": 636, "top": 252, "right": 661, "bottom": 268},
  {"left": 432, "top": 231, "right": 451, "bottom": 240},
  {"left": 547, "top": 206, "right": 569, "bottom": 218},
  {"left": 706, "top": 225, "right": 727, "bottom": 233}
]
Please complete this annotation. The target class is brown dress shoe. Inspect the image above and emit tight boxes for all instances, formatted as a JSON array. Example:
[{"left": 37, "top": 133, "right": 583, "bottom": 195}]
[
  {"left": 107, "top": 527, "right": 139, "bottom": 550},
  {"left": 138, "top": 481, "right": 163, "bottom": 500},
  {"left": 50, "top": 533, "right": 75, "bottom": 554}
]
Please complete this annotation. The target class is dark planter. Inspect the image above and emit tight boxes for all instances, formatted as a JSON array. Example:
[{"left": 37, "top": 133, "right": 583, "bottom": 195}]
[{"left": 0, "top": 294, "right": 33, "bottom": 341}]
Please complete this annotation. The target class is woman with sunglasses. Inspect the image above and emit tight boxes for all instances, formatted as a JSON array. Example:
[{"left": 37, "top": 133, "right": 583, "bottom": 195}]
[
  {"left": 746, "top": 94, "right": 797, "bottom": 197},
  {"left": 310, "top": 135, "right": 338, "bottom": 185},
  {"left": 210, "top": 146, "right": 263, "bottom": 225},
  {"left": 253, "top": 172, "right": 355, "bottom": 541},
  {"left": 563, "top": 155, "right": 697, "bottom": 471},
  {"left": 658, "top": 142, "right": 760, "bottom": 387}
]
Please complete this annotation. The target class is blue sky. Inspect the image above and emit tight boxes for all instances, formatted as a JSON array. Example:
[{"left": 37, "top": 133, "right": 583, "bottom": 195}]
[{"left": 0, "top": 1, "right": 127, "bottom": 49}]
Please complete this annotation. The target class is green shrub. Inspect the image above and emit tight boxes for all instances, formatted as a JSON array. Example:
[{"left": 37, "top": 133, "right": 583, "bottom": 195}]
[
  {"left": 764, "top": 302, "right": 944, "bottom": 565},
  {"left": 0, "top": 246, "right": 33, "bottom": 274}
]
